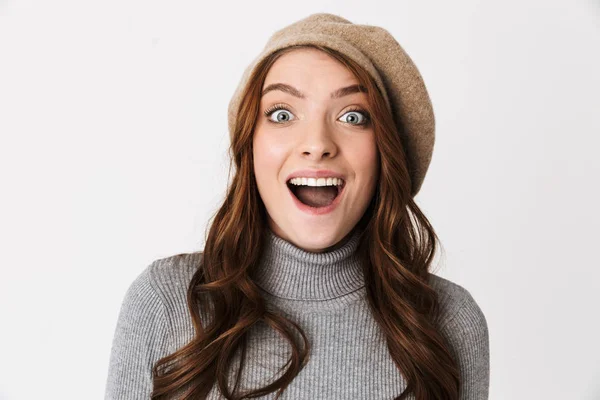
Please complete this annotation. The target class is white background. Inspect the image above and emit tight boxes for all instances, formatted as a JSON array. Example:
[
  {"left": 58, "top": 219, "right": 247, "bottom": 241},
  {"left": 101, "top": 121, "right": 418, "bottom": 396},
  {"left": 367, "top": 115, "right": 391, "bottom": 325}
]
[{"left": 1, "top": 0, "right": 599, "bottom": 399}]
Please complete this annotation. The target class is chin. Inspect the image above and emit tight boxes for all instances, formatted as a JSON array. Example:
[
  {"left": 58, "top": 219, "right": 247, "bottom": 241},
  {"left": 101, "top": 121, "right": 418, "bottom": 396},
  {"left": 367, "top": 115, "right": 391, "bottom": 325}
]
[
  {"left": 290, "top": 227, "right": 349, "bottom": 252},
  {"left": 269, "top": 215, "right": 353, "bottom": 251}
]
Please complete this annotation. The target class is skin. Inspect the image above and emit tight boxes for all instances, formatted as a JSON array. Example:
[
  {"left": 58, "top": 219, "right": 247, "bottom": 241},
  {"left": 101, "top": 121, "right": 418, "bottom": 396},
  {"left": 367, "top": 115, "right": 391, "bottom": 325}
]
[{"left": 253, "top": 48, "right": 380, "bottom": 253}]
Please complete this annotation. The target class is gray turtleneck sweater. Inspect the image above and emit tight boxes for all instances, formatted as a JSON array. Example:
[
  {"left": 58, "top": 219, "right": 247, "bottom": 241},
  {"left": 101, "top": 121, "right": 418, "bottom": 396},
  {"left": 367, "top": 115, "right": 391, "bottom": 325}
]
[{"left": 105, "top": 229, "right": 489, "bottom": 399}]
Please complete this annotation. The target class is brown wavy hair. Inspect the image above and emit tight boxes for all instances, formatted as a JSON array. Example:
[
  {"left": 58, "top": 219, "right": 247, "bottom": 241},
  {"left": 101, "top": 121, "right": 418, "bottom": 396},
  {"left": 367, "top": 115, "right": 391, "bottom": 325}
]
[{"left": 150, "top": 44, "right": 460, "bottom": 399}]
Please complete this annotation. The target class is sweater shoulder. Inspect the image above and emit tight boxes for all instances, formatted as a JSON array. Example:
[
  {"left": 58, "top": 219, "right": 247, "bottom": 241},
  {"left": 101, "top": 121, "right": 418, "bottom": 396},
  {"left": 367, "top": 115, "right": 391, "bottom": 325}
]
[
  {"left": 427, "top": 273, "right": 490, "bottom": 397},
  {"left": 146, "top": 251, "right": 203, "bottom": 300},
  {"left": 427, "top": 272, "right": 487, "bottom": 330},
  {"left": 145, "top": 251, "right": 204, "bottom": 350}
]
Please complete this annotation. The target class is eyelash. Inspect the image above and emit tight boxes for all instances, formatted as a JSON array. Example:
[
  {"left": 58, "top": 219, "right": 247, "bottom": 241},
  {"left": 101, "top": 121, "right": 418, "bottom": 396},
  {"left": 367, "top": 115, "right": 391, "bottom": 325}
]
[{"left": 263, "top": 104, "right": 371, "bottom": 127}]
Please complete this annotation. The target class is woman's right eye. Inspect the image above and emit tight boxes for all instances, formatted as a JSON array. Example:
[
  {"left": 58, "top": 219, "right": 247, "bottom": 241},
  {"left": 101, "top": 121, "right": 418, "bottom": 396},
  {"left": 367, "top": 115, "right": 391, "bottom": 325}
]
[{"left": 265, "top": 107, "right": 295, "bottom": 124}]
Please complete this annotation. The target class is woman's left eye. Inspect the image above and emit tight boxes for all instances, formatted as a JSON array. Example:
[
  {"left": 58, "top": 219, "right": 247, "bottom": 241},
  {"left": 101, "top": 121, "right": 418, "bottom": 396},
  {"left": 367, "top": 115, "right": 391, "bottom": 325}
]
[{"left": 339, "top": 109, "right": 370, "bottom": 126}]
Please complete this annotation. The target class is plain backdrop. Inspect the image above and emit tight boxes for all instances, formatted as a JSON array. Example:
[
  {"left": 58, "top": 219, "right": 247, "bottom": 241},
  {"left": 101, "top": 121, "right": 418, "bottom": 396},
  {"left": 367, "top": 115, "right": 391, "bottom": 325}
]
[{"left": 1, "top": 0, "right": 599, "bottom": 399}]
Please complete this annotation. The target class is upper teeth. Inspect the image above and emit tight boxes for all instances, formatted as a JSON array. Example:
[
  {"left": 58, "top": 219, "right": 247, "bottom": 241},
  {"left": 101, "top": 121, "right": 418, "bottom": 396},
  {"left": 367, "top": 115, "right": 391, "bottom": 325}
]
[{"left": 288, "top": 177, "right": 344, "bottom": 187}]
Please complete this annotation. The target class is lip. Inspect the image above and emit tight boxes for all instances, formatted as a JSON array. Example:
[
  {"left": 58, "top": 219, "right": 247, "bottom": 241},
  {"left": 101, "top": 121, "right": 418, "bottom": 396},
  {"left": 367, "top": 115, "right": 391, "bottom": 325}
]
[
  {"left": 285, "top": 169, "right": 346, "bottom": 182},
  {"left": 287, "top": 180, "right": 346, "bottom": 216}
]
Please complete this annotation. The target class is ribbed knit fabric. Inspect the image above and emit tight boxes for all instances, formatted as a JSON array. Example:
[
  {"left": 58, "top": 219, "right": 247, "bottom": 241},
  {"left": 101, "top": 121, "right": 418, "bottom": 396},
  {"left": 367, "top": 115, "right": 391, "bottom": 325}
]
[{"left": 105, "top": 228, "right": 489, "bottom": 399}]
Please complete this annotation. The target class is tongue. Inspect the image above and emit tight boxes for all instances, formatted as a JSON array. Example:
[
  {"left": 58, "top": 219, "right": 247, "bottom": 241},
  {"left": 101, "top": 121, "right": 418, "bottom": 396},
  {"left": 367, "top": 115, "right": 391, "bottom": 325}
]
[{"left": 294, "top": 186, "right": 338, "bottom": 208}]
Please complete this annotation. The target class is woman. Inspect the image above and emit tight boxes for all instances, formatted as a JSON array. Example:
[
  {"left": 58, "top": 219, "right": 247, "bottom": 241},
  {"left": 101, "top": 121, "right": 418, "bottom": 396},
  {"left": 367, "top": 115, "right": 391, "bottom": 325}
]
[{"left": 105, "top": 13, "right": 490, "bottom": 400}]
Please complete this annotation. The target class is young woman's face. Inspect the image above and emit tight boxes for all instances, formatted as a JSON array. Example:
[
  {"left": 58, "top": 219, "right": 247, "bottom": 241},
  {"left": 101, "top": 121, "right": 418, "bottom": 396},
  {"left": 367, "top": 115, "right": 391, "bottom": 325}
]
[{"left": 253, "top": 48, "right": 379, "bottom": 253}]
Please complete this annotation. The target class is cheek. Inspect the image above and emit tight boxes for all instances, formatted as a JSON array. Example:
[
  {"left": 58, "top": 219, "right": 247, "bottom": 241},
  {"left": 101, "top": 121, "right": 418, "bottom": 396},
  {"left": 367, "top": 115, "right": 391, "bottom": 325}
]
[
  {"left": 349, "top": 139, "right": 379, "bottom": 181},
  {"left": 252, "top": 131, "right": 288, "bottom": 188}
]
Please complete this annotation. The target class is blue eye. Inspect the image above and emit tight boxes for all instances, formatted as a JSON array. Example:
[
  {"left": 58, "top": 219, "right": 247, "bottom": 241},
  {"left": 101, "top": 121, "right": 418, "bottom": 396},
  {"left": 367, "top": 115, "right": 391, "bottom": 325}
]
[
  {"left": 339, "top": 109, "right": 370, "bottom": 126},
  {"left": 264, "top": 105, "right": 295, "bottom": 124},
  {"left": 269, "top": 109, "right": 294, "bottom": 123},
  {"left": 263, "top": 104, "right": 371, "bottom": 126}
]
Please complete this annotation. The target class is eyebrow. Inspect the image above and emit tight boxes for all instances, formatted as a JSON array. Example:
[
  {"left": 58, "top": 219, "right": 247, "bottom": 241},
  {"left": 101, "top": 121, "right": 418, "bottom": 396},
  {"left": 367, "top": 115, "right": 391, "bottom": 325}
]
[{"left": 261, "top": 83, "right": 368, "bottom": 99}]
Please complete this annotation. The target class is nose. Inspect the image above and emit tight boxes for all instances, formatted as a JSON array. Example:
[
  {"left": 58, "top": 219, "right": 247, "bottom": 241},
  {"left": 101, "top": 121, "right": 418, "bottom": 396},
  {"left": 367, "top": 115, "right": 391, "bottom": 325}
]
[{"left": 298, "top": 118, "right": 338, "bottom": 160}]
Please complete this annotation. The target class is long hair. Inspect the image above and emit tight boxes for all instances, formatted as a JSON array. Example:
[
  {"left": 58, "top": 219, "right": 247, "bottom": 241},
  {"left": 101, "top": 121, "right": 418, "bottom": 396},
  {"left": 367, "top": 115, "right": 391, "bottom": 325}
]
[{"left": 150, "top": 44, "right": 460, "bottom": 400}]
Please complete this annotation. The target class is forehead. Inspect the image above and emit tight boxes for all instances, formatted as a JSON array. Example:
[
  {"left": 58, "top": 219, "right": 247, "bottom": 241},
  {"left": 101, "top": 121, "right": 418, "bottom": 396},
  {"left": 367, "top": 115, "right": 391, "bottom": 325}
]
[{"left": 262, "top": 48, "right": 359, "bottom": 88}]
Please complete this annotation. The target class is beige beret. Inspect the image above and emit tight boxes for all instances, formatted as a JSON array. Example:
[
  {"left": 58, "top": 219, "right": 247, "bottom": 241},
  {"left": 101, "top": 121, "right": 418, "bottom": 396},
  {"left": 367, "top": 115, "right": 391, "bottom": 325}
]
[{"left": 227, "top": 13, "right": 435, "bottom": 197}]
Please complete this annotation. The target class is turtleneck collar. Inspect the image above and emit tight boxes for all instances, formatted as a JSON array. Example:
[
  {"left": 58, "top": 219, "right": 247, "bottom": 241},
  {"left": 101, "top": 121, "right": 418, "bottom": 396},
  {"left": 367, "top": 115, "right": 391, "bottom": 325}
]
[{"left": 251, "top": 227, "right": 366, "bottom": 301}]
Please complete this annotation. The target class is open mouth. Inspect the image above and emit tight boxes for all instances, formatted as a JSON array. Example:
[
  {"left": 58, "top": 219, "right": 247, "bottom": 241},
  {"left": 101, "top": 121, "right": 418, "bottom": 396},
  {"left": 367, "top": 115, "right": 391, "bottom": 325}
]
[{"left": 286, "top": 180, "right": 345, "bottom": 208}]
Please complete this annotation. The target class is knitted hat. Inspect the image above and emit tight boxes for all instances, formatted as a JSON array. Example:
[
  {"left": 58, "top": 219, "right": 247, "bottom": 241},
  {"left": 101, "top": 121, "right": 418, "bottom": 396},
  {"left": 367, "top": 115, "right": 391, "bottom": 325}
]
[{"left": 227, "top": 13, "right": 435, "bottom": 197}]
